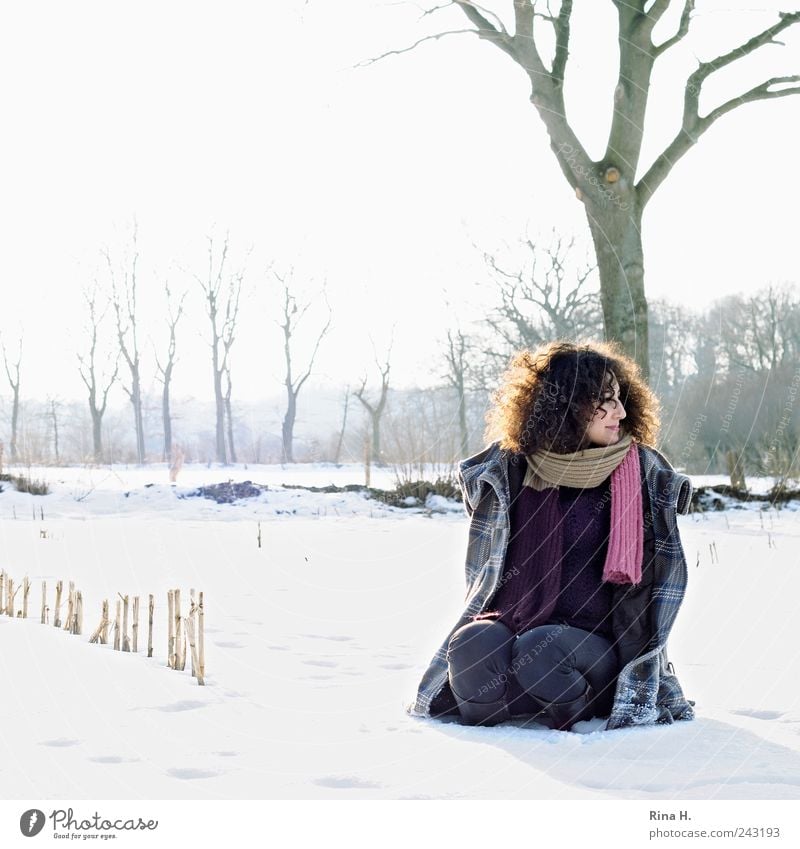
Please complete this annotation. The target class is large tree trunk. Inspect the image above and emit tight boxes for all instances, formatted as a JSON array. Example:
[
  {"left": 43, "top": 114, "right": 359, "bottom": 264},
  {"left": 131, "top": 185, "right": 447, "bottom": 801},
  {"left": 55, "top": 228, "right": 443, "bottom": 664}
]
[
  {"left": 162, "top": 379, "right": 172, "bottom": 463},
  {"left": 585, "top": 198, "right": 649, "bottom": 379},
  {"left": 131, "top": 373, "right": 145, "bottom": 464},
  {"left": 91, "top": 411, "right": 103, "bottom": 462},
  {"left": 10, "top": 387, "right": 19, "bottom": 462},
  {"left": 282, "top": 391, "right": 296, "bottom": 464},
  {"left": 225, "top": 394, "right": 237, "bottom": 463},
  {"left": 212, "top": 347, "right": 227, "bottom": 464},
  {"left": 371, "top": 413, "right": 382, "bottom": 466},
  {"left": 456, "top": 381, "right": 469, "bottom": 459}
]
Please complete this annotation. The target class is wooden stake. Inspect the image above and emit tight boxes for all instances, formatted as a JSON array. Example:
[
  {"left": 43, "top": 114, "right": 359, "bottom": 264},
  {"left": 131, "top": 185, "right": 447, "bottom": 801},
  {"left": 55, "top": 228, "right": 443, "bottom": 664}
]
[
  {"left": 75, "top": 591, "right": 83, "bottom": 635},
  {"left": 22, "top": 577, "right": 30, "bottom": 618},
  {"left": 113, "top": 599, "right": 121, "bottom": 650},
  {"left": 186, "top": 611, "right": 203, "bottom": 685},
  {"left": 89, "top": 600, "right": 109, "bottom": 644},
  {"left": 54, "top": 580, "right": 63, "bottom": 628},
  {"left": 6, "top": 578, "right": 13, "bottom": 617},
  {"left": 147, "top": 594, "right": 154, "bottom": 658},
  {"left": 0, "top": 571, "right": 5, "bottom": 614},
  {"left": 132, "top": 596, "right": 139, "bottom": 653},
  {"left": 121, "top": 594, "right": 130, "bottom": 651},
  {"left": 40, "top": 580, "right": 47, "bottom": 624},
  {"left": 198, "top": 591, "right": 205, "bottom": 682},
  {"left": 174, "top": 589, "right": 183, "bottom": 670},
  {"left": 63, "top": 582, "right": 75, "bottom": 631},
  {"left": 167, "top": 590, "right": 175, "bottom": 669},
  {"left": 189, "top": 590, "right": 196, "bottom": 677}
]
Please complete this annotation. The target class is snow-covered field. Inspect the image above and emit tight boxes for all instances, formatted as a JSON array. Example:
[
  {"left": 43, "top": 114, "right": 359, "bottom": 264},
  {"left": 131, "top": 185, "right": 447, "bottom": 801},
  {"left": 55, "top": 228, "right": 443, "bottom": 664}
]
[{"left": 1, "top": 462, "right": 799, "bottom": 800}]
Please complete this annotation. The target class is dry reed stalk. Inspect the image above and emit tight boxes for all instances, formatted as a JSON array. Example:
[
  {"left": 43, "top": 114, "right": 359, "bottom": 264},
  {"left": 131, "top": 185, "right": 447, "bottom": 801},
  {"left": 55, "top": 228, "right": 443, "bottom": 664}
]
[
  {"left": 147, "top": 594, "right": 154, "bottom": 658},
  {"left": 41, "top": 580, "right": 47, "bottom": 624},
  {"left": 89, "top": 600, "right": 110, "bottom": 644},
  {"left": 132, "top": 596, "right": 139, "bottom": 653},
  {"left": 121, "top": 594, "right": 130, "bottom": 652},
  {"left": 6, "top": 577, "right": 13, "bottom": 617},
  {"left": 22, "top": 577, "right": 30, "bottom": 618},
  {"left": 167, "top": 590, "right": 175, "bottom": 669},
  {"left": 198, "top": 591, "right": 205, "bottom": 682},
  {"left": 54, "top": 580, "right": 63, "bottom": 628},
  {"left": 186, "top": 612, "right": 203, "bottom": 685},
  {"left": 113, "top": 600, "right": 121, "bottom": 650},
  {"left": 174, "top": 589, "right": 184, "bottom": 671}
]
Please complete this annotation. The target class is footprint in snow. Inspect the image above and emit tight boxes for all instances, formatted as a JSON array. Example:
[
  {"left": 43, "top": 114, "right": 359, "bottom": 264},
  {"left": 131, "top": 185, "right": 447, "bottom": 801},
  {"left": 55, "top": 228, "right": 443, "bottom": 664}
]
[
  {"left": 154, "top": 700, "right": 207, "bottom": 712},
  {"left": 379, "top": 662, "right": 412, "bottom": 670},
  {"left": 215, "top": 641, "right": 245, "bottom": 649},
  {"left": 89, "top": 755, "right": 139, "bottom": 764},
  {"left": 299, "top": 633, "right": 354, "bottom": 642},
  {"left": 302, "top": 659, "right": 338, "bottom": 668},
  {"left": 214, "top": 751, "right": 239, "bottom": 757},
  {"left": 41, "top": 738, "right": 80, "bottom": 747},
  {"left": 312, "top": 775, "right": 383, "bottom": 789},
  {"left": 167, "top": 768, "right": 220, "bottom": 780},
  {"left": 731, "top": 709, "right": 785, "bottom": 720},
  {"left": 267, "top": 644, "right": 290, "bottom": 651}
]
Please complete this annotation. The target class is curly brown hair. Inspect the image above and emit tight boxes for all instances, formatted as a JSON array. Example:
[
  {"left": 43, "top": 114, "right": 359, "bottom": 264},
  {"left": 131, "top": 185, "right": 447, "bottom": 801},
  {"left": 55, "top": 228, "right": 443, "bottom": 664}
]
[{"left": 484, "top": 339, "right": 660, "bottom": 455}]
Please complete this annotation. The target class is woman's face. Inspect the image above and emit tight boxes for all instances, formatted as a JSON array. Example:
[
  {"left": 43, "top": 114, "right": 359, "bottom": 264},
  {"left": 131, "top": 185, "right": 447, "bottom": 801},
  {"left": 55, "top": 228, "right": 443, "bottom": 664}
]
[{"left": 584, "top": 373, "right": 626, "bottom": 447}]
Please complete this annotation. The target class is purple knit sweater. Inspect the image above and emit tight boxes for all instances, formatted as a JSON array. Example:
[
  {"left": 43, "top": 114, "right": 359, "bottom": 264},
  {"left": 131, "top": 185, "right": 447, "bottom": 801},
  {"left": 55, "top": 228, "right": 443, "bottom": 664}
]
[{"left": 475, "top": 479, "right": 614, "bottom": 638}]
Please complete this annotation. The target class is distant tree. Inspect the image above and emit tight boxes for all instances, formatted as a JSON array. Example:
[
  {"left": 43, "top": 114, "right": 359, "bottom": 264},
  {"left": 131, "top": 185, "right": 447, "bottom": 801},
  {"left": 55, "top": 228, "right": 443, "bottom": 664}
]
[
  {"left": 1, "top": 334, "right": 22, "bottom": 462},
  {"left": 354, "top": 332, "right": 394, "bottom": 466},
  {"left": 104, "top": 225, "right": 146, "bottom": 464},
  {"left": 154, "top": 281, "right": 187, "bottom": 463},
  {"left": 273, "top": 270, "right": 333, "bottom": 464},
  {"left": 77, "top": 285, "right": 120, "bottom": 462},
  {"left": 191, "top": 233, "right": 244, "bottom": 464}
]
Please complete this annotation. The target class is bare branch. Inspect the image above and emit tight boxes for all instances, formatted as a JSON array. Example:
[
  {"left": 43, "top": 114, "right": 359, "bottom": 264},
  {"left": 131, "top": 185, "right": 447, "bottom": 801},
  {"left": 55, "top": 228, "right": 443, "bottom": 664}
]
[
  {"left": 357, "top": 29, "right": 481, "bottom": 66},
  {"left": 653, "top": 0, "right": 694, "bottom": 57},
  {"left": 639, "top": 12, "right": 800, "bottom": 206},
  {"left": 551, "top": 0, "right": 573, "bottom": 84}
]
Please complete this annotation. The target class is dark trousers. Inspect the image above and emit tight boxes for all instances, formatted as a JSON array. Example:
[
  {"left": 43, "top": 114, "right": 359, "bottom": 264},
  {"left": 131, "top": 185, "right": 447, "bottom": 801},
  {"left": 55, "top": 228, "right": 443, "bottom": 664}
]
[{"left": 446, "top": 619, "right": 620, "bottom": 727}]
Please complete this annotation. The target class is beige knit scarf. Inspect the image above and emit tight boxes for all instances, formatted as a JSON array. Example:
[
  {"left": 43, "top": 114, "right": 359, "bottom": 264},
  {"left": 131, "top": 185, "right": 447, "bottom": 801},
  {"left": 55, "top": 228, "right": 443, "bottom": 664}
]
[{"left": 523, "top": 432, "right": 634, "bottom": 490}]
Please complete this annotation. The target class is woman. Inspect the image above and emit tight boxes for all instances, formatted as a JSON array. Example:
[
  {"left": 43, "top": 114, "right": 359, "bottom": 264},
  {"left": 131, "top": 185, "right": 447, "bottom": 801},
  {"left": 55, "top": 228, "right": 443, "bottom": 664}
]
[{"left": 406, "top": 340, "right": 695, "bottom": 732}]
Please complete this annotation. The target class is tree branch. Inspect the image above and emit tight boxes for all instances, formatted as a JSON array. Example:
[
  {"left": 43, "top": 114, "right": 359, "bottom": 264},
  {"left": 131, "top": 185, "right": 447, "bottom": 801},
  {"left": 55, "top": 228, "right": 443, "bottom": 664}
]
[
  {"left": 639, "top": 12, "right": 800, "bottom": 206},
  {"left": 551, "top": 0, "right": 573, "bottom": 85},
  {"left": 653, "top": 0, "right": 694, "bottom": 57}
]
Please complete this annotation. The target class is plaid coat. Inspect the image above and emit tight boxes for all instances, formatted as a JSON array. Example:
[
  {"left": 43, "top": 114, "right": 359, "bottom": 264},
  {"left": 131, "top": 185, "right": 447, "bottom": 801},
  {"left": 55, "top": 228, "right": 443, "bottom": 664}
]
[{"left": 405, "top": 440, "right": 696, "bottom": 730}]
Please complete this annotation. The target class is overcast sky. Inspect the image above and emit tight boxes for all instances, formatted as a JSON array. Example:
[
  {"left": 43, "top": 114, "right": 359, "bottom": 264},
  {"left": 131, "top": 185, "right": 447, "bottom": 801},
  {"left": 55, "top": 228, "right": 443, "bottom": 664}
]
[{"left": 2, "top": 0, "right": 799, "bottom": 406}]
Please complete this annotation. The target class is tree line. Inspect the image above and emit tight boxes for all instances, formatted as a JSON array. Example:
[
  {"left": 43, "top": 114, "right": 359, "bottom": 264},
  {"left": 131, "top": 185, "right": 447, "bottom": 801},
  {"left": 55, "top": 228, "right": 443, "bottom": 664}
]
[{"left": 2, "top": 232, "right": 799, "bottom": 481}]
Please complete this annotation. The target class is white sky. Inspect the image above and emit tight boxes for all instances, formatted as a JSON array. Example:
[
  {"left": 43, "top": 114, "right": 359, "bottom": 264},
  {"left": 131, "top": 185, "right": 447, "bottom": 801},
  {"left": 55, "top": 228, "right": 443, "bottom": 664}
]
[{"left": 2, "top": 0, "right": 799, "bottom": 405}]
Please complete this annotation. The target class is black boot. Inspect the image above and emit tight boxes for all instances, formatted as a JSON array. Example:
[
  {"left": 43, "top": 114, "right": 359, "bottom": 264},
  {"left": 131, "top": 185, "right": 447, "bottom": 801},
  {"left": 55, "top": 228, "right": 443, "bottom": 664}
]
[{"left": 530, "top": 682, "right": 596, "bottom": 732}]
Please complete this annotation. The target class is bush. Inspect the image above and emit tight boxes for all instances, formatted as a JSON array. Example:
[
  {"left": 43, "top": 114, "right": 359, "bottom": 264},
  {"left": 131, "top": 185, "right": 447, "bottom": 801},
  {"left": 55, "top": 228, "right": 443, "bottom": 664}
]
[{"left": 0, "top": 473, "right": 50, "bottom": 495}]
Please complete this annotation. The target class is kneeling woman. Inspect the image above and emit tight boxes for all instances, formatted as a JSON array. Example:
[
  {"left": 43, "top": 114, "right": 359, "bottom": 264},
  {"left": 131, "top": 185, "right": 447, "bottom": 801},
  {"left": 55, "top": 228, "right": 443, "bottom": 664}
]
[{"left": 406, "top": 341, "right": 695, "bottom": 731}]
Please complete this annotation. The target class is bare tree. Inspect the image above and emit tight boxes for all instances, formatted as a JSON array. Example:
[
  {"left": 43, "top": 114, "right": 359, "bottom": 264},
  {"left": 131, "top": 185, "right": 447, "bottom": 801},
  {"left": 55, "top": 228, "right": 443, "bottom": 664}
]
[
  {"left": 1, "top": 334, "right": 22, "bottom": 462},
  {"left": 77, "top": 286, "right": 119, "bottom": 462},
  {"left": 46, "top": 396, "right": 62, "bottom": 464},
  {"left": 104, "top": 226, "right": 146, "bottom": 464},
  {"left": 384, "top": 3, "right": 800, "bottom": 378},
  {"left": 354, "top": 333, "right": 394, "bottom": 466},
  {"left": 191, "top": 234, "right": 244, "bottom": 464},
  {"left": 331, "top": 384, "right": 352, "bottom": 465},
  {"left": 442, "top": 327, "right": 471, "bottom": 458},
  {"left": 154, "top": 282, "right": 187, "bottom": 462},
  {"left": 273, "top": 270, "right": 333, "bottom": 464}
]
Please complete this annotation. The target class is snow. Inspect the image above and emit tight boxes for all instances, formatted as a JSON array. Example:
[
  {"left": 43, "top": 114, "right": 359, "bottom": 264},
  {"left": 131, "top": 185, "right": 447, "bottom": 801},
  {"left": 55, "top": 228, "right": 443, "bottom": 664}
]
[{"left": 1, "top": 463, "right": 800, "bottom": 800}]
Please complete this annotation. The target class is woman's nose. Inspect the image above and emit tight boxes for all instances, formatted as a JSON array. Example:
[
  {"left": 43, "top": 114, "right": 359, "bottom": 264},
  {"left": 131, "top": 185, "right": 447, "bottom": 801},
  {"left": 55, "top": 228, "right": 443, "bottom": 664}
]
[{"left": 613, "top": 402, "right": 626, "bottom": 420}]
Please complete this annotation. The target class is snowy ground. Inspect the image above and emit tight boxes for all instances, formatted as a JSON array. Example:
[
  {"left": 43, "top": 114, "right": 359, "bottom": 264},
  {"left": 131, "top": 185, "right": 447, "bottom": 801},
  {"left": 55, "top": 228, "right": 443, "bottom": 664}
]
[{"left": 1, "top": 463, "right": 799, "bottom": 800}]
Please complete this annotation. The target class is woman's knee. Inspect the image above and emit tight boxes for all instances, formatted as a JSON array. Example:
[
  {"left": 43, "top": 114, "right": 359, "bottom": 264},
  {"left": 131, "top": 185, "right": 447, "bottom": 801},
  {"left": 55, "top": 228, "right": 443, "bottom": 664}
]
[{"left": 447, "top": 619, "right": 514, "bottom": 660}]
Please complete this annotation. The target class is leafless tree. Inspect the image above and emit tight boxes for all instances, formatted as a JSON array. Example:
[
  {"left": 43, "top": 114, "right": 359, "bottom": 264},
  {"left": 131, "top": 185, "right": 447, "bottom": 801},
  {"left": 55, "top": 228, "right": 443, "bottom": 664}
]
[
  {"left": 333, "top": 384, "right": 351, "bottom": 464},
  {"left": 354, "top": 332, "right": 394, "bottom": 466},
  {"left": 1, "top": 334, "right": 22, "bottom": 462},
  {"left": 77, "top": 285, "right": 120, "bottom": 462},
  {"left": 154, "top": 282, "right": 187, "bottom": 462},
  {"left": 46, "top": 396, "right": 62, "bottom": 464},
  {"left": 381, "top": 2, "right": 800, "bottom": 378},
  {"left": 191, "top": 234, "right": 244, "bottom": 464},
  {"left": 273, "top": 270, "right": 333, "bottom": 464},
  {"left": 104, "top": 226, "right": 146, "bottom": 464},
  {"left": 442, "top": 327, "right": 471, "bottom": 458},
  {"left": 481, "top": 234, "right": 601, "bottom": 348}
]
